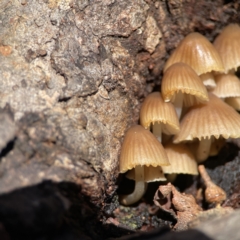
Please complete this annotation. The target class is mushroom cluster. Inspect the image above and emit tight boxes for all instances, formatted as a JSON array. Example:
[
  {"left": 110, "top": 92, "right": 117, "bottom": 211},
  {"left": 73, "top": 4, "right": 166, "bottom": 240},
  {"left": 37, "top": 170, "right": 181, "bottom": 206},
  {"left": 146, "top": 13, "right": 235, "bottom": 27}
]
[{"left": 119, "top": 24, "right": 240, "bottom": 205}]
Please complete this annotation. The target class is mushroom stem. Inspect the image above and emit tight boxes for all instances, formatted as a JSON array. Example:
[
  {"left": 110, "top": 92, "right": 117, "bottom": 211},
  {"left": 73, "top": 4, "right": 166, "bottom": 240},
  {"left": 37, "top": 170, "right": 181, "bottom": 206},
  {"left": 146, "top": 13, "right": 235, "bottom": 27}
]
[
  {"left": 120, "top": 165, "right": 147, "bottom": 205},
  {"left": 196, "top": 138, "right": 212, "bottom": 162},
  {"left": 152, "top": 123, "right": 162, "bottom": 142},
  {"left": 174, "top": 92, "right": 183, "bottom": 119},
  {"left": 198, "top": 165, "right": 212, "bottom": 184}
]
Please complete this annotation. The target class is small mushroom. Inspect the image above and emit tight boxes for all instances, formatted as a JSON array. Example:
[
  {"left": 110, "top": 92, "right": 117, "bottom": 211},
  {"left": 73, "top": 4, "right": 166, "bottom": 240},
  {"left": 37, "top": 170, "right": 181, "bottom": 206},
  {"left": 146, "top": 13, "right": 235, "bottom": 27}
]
[
  {"left": 140, "top": 92, "right": 180, "bottom": 142},
  {"left": 162, "top": 142, "right": 198, "bottom": 177},
  {"left": 161, "top": 62, "right": 209, "bottom": 118},
  {"left": 119, "top": 125, "right": 170, "bottom": 205},
  {"left": 198, "top": 165, "right": 226, "bottom": 206},
  {"left": 173, "top": 93, "right": 240, "bottom": 162},
  {"left": 211, "top": 73, "right": 240, "bottom": 99},
  {"left": 213, "top": 24, "right": 240, "bottom": 72},
  {"left": 164, "top": 32, "right": 224, "bottom": 75}
]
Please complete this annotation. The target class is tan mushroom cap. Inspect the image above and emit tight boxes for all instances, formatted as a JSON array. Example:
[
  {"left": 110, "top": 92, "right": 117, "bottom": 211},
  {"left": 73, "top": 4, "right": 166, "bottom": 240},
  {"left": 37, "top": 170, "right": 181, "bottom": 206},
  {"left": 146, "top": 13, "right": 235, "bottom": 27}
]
[
  {"left": 212, "top": 73, "right": 240, "bottom": 98},
  {"left": 162, "top": 142, "right": 198, "bottom": 175},
  {"left": 126, "top": 166, "right": 166, "bottom": 182},
  {"left": 173, "top": 93, "right": 240, "bottom": 143},
  {"left": 140, "top": 92, "right": 180, "bottom": 135},
  {"left": 120, "top": 125, "right": 170, "bottom": 173},
  {"left": 225, "top": 97, "right": 240, "bottom": 111},
  {"left": 161, "top": 62, "right": 209, "bottom": 107},
  {"left": 164, "top": 32, "right": 224, "bottom": 75},
  {"left": 213, "top": 24, "right": 240, "bottom": 72}
]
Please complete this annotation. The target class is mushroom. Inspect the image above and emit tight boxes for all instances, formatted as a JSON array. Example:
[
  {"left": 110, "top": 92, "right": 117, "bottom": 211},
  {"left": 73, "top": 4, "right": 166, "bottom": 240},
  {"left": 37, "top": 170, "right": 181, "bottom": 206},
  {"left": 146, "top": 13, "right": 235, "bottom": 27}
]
[
  {"left": 213, "top": 24, "right": 240, "bottom": 73},
  {"left": 119, "top": 125, "right": 170, "bottom": 205},
  {"left": 140, "top": 92, "right": 180, "bottom": 142},
  {"left": 173, "top": 93, "right": 240, "bottom": 162},
  {"left": 161, "top": 62, "right": 209, "bottom": 118},
  {"left": 198, "top": 165, "right": 226, "bottom": 206},
  {"left": 211, "top": 73, "right": 240, "bottom": 100},
  {"left": 162, "top": 142, "right": 198, "bottom": 178},
  {"left": 164, "top": 32, "right": 224, "bottom": 75},
  {"left": 211, "top": 73, "right": 240, "bottom": 111}
]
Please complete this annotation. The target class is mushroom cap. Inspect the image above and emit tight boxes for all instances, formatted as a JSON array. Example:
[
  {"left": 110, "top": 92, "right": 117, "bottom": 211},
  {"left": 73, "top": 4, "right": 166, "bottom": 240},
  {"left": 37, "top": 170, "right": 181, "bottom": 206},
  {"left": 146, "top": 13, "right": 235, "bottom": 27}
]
[
  {"left": 225, "top": 97, "right": 240, "bottom": 111},
  {"left": 140, "top": 92, "right": 180, "bottom": 134},
  {"left": 126, "top": 166, "right": 166, "bottom": 182},
  {"left": 161, "top": 62, "right": 209, "bottom": 107},
  {"left": 161, "top": 142, "right": 198, "bottom": 175},
  {"left": 213, "top": 24, "right": 240, "bottom": 72},
  {"left": 164, "top": 32, "right": 224, "bottom": 75},
  {"left": 211, "top": 73, "right": 240, "bottom": 98},
  {"left": 173, "top": 93, "right": 240, "bottom": 143},
  {"left": 120, "top": 125, "right": 170, "bottom": 173}
]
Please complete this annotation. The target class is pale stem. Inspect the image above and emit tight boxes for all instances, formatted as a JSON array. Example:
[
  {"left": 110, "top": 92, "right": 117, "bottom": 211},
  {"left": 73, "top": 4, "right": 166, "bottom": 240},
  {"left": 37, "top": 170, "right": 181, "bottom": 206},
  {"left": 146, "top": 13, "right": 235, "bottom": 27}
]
[
  {"left": 198, "top": 165, "right": 211, "bottom": 186},
  {"left": 196, "top": 138, "right": 212, "bottom": 163},
  {"left": 152, "top": 123, "right": 162, "bottom": 142},
  {"left": 174, "top": 92, "right": 183, "bottom": 119},
  {"left": 120, "top": 165, "right": 147, "bottom": 205}
]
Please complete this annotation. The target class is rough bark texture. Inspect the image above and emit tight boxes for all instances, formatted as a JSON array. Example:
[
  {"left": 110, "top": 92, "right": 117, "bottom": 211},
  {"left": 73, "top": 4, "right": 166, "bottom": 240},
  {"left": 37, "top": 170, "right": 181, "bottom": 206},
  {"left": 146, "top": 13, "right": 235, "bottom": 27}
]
[{"left": 0, "top": 0, "right": 240, "bottom": 239}]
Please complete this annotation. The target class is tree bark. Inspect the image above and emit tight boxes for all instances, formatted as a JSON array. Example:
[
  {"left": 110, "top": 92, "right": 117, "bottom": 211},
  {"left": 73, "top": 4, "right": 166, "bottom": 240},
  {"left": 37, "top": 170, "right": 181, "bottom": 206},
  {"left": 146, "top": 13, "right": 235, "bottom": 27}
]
[{"left": 0, "top": 0, "right": 240, "bottom": 238}]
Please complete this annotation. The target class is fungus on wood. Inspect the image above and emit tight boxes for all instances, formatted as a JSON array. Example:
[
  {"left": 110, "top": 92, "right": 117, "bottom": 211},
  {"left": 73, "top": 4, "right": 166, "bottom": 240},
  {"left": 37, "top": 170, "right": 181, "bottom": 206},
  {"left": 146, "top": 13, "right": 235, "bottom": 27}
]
[
  {"left": 213, "top": 24, "right": 240, "bottom": 73},
  {"left": 212, "top": 73, "right": 240, "bottom": 99},
  {"left": 161, "top": 62, "right": 209, "bottom": 119},
  {"left": 173, "top": 93, "right": 240, "bottom": 162},
  {"left": 163, "top": 32, "right": 224, "bottom": 76},
  {"left": 119, "top": 125, "right": 170, "bottom": 205},
  {"left": 162, "top": 142, "right": 198, "bottom": 181},
  {"left": 140, "top": 92, "right": 180, "bottom": 142}
]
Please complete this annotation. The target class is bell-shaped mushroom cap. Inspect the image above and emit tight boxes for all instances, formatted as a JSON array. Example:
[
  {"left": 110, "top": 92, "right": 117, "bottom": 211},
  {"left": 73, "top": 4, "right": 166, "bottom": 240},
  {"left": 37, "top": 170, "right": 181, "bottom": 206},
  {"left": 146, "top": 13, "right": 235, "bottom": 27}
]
[
  {"left": 164, "top": 32, "right": 224, "bottom": 75},
  {"left": 173, "top": 93, "right": 240, "bottom": 143},
  {"left": 161, "top": 63, "right": 209, "bottom": 107},
  {"left": 120, "top": 125, "right": 170, "bottom": 173},
  {"left": 126, "top": 166, "right": 166, "bottom": 182},
  {"left": 225, "top": 97, "right": 240, "bottom": 111},
  {"left": 213, "top": 24, "right": 240, "bottom": 72},
  {"left": 140, "top": 92, "right": 180, "bottom": 135},
  {"left": 162, "top": 143, "right": 198, "bottom": 175},
  {"left": 211, "top": 73, "right": 240, "bottom": 98}
]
